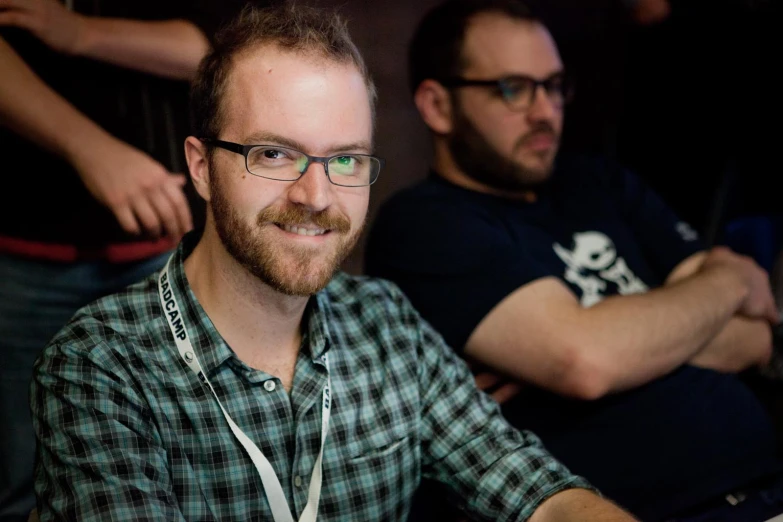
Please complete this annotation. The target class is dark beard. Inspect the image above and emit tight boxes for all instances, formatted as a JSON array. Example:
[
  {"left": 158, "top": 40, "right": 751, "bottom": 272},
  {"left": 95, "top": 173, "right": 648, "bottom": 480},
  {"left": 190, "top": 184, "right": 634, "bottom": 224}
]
[
  {"left": 447, "top": 102, "right": 558, "bottom": 192},
  {"left": 209, "top": 170, "right": 361, "bottom": 296}
]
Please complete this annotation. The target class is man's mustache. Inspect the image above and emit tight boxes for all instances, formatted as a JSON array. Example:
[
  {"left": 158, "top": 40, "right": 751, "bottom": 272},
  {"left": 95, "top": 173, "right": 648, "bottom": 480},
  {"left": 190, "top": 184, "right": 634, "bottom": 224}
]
[
  {"left": 257, "top": 206, "right": 351, "bottom": 233},
  {"left": 517, "top": 123, "right": 558, "bottom": 148}
]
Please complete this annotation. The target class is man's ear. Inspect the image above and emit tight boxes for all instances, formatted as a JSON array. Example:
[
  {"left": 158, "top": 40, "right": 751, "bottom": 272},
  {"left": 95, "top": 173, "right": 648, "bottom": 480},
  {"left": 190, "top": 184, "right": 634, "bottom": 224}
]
[
  {"left": 414, "top": 79, "right": 455, "bottom": 135},
  {"left": 184, "top": 136, "right": 211, "bottom": 202}
]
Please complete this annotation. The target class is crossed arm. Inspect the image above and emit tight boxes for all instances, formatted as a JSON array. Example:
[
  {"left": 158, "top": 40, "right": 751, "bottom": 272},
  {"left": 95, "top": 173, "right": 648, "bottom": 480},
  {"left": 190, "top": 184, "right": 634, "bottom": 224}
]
[{"left": 468, "top": 247, "right": 777, "bottom": 400}]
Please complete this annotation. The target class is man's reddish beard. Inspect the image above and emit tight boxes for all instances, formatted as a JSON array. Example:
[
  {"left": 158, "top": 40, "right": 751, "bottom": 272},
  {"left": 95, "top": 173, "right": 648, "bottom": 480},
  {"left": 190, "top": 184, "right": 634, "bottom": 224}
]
[{"left": 210, "top": 173, "right": 362, "bottom": 296}]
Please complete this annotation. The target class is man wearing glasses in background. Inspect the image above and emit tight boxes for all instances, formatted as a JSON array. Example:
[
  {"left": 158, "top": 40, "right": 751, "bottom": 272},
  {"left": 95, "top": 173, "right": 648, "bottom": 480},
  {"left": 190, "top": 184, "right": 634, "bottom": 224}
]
[
  {"left": 366, "top": 0, "right": 783, "bottom": 520},
  {"left": 29, "top": 4, "right": 636, "bottom": 521}
]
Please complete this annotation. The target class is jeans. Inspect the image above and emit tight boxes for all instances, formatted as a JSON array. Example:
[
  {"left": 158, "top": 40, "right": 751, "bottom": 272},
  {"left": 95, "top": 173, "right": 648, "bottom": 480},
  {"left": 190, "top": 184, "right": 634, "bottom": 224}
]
[{"left": 0, "top": 252, "right": 170, "bottom": 521}]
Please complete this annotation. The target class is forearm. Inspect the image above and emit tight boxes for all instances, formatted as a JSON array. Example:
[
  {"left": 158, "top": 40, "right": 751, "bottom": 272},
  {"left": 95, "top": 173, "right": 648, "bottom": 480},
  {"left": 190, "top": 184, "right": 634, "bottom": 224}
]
[
  {"left": 577, "top": 266, "right": 747, "bottom": 393},
  {"left": 75, "top": 19, "right": 209, "bottom": 80},
  {"left": 0, "top": 37, "right": 110, "bottom": 164},
  {"left": 690, "top": 316, "right": 773, "bottom": 372},
  {"left": 530, "top": 489, "right": 637, "bottom": 522}
]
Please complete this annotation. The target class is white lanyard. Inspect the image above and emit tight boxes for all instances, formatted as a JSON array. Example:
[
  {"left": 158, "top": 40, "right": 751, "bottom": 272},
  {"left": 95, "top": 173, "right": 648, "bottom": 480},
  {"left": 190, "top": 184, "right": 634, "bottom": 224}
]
[{"left": 157, "top": 256, "right": 331, "bottom": 522}]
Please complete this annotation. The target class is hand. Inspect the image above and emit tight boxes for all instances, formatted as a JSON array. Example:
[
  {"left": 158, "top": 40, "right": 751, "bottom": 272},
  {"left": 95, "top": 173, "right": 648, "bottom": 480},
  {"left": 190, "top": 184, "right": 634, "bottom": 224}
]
[
  {"left": 690, "top": 317, "right": 773, "bottom": 372},
  {"left": 0, "top": 0, "right": 86, "bottom": 55},
  {"left": 630, "top": 0, "right": 671, "bottom": 25},
  {"left": 702, "top": 246, "right": 780, "bottom": 324},
  {"left": 71, "top": 136, "right": 193, "bottom": 241},
  {"left": 474, "top": 371, "right": 523, "bottom": 405}
]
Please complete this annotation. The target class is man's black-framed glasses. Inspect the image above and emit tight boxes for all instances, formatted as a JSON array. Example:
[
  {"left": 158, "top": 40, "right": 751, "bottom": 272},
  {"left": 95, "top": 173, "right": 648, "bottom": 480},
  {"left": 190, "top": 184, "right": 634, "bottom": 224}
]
[
  {"left": 441, "top": 72, "right": 573, "bottom": 112},
  {"left": 201, "top": 138, "right": 384, "bottom": 187}
]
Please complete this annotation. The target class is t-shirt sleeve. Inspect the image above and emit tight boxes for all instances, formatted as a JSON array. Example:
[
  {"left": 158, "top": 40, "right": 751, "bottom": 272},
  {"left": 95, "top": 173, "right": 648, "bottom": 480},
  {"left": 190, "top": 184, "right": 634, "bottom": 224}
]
[
  {"left": 603, "top": 165, "right": 705, "bottom": 279},
  {"left": 366, "top": 189, "right": 553, "bottom": 352}
]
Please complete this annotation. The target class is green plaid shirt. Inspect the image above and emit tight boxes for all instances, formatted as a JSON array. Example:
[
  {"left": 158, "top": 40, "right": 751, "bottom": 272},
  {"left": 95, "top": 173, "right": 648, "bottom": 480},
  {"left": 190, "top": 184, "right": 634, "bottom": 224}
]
[{"left": 31, "top": 236, "right": 591, "bottom": 521}]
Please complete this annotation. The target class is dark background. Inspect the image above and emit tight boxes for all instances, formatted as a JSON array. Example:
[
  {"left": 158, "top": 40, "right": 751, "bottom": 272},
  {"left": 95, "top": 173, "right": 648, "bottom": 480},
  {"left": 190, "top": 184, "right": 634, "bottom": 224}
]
[{"left": 297, "top": 0, "right": 782, "bottom": 274}]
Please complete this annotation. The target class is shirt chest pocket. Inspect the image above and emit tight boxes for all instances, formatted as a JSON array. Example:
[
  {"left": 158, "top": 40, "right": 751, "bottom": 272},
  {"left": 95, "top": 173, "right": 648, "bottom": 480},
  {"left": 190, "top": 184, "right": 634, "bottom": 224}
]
[
  {"left": 335, "top": 384, "right": 419, "bottom": 463},
  {"left": 346, "top": 423, "right": 412, "bottom": 462},
  {"left": 328, "top": 416, "right": 419, "bottom": 517}
]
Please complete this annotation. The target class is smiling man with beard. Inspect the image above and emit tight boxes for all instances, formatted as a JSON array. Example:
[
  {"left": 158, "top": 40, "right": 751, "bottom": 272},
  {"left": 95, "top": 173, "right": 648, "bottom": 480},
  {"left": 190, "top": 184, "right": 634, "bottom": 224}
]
[
  {"left": 26, "top": 4, "right": 636, "bottom": 522},
  {"left": 366, "top": 0, "right": 783, "bottom": 520}
]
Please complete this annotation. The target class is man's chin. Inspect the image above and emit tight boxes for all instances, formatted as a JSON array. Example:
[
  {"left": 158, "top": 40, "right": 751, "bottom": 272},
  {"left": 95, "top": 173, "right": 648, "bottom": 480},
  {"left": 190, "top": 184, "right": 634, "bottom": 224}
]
[
  {"left": 518, "top": 157, "right": 556, "bottom": 183},
  {"left": 259, "top": 261, "right": 337, "bottom": 296}
]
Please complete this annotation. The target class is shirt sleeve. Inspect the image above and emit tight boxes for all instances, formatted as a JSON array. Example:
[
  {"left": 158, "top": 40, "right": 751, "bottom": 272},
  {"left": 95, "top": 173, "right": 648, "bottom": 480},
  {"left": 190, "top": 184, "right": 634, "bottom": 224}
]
[
  {"left": 603, "top": 165, "right": 705, "bottom": 279},
  {"left": 366, "top": 188, "right": 553, "bottom": 351},
  {"left": 398, "top": 287, "right": 594, "bottom": 521},
  {"left": 30, "top": 337, "right": 186, "bottom": 522}
]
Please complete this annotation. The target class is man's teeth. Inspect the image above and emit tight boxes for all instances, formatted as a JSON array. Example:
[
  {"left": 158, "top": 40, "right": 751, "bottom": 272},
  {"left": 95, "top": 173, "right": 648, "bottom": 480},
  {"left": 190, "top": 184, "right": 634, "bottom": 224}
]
[{"left": 281, "top": 224, "right": 327, "bottom": 236}]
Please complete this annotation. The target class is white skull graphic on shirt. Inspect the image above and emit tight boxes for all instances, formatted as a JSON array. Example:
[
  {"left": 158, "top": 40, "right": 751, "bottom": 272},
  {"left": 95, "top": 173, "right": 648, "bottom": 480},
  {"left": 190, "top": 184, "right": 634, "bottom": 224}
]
[{"left": 553, "top": 231, "right": 648, "bottom": 307}]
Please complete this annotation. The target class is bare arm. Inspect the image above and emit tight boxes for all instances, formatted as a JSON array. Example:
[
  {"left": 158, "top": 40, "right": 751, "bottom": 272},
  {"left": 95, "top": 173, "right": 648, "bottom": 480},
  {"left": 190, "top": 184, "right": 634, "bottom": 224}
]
[
  {"left": 0, "top": 36, "right": 102, "bottom": 165},
  {"left": 689, "top": 316, "right": 773, "bottom": 372},
  {"left": 0, "top": 0, "right": 209, "bottom": 80},
  {"left": 465, "top": 249, "right": 775, "bottom": 399},
  {"left": 530, "top": 489, "right": 637, "bottom": 522},
  {"left": 0, "top": 37, "right": 192, "bottom": 238},
  {"left": 74, "top": 19, "right": 209, "bottom": 80},
  {"left": 668, "top": 252, "right": 774, "bottom": 372}
]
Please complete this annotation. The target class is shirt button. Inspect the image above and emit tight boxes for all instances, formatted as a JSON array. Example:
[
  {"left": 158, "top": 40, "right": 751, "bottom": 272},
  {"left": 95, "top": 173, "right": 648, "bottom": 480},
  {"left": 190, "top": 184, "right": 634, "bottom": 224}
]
[
  {"left": 294, "top": 475, "right": 303, "bottom": 488},
  {"left": 263, "top": 380, "right": 276, "bottom": 392}
]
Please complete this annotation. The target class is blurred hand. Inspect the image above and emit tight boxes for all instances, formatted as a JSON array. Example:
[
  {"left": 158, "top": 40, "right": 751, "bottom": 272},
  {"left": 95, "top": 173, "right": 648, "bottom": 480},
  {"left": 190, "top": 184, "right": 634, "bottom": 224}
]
[
  {"left": 474, "top": 371, "right": 523, "bottom": 405},
  {"left": 702, "top": 246, "right": 779, "bottom": 324},
  {"left": 0, "top": 0, "right": 86, "bottom": 55},
  {"left": 71, "top": 136, "right": 193, "bottom": 241},
  {"left": 630, "top": 0, "right": 671, "bottom": 25}
]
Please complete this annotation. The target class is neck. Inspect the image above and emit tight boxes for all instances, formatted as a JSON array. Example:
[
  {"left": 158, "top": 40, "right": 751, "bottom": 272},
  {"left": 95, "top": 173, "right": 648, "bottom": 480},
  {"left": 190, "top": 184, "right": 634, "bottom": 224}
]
[
  {"left": 184, "top": 225, "right": 308, "bottom": 388},
  {"left": 432, "top": 139, "right": 538, "bottom": 202}
]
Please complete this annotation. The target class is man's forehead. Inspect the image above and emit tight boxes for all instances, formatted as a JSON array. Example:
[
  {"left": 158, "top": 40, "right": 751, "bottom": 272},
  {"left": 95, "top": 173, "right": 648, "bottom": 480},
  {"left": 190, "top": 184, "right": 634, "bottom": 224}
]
[
  {"left": 224, "top": 45, "right": 364, "bottom": 109},
  {"left": 220, "top": 45, "right": 373, "bottom": 150},
  {"left": 461, "top": 13, "right": 562, "bottom": 77}
]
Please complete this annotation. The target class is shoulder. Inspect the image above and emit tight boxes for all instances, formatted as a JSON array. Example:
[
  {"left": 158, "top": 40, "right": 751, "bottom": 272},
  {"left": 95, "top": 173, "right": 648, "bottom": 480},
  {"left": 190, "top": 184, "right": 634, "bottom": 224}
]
[
  {"left": 374, "top": 176, "right": 497, "bottom": 226},
  {"left": 321, "top": 273, "right": 428, "bottom": 344},
  {"left": 41, "top": 274, "right": 168, "bottom": 374},
  {"left": 551, "top": 154, "right": 619, "bottom": 191},
  {"left": 323, "top": 272, "right": 413, "bottom": 318},
  {"left": 367, "top": 177, "right": 525, "bottom": 275}
]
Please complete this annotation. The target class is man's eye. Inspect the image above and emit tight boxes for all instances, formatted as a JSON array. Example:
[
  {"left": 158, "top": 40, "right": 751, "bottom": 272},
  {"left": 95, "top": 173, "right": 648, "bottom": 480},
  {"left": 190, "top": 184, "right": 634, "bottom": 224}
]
[
  {"left": 330, "top": 156, "right": 361, "bottom": 175},
  {"left": 262, "top": 149, "right": 287, "bottom": 160},
  {"left": 500, "top": 81, "right": 532, "bottom": 100},
  {"left": 248, "top": 147, "right": 298, "bottom": 170}
]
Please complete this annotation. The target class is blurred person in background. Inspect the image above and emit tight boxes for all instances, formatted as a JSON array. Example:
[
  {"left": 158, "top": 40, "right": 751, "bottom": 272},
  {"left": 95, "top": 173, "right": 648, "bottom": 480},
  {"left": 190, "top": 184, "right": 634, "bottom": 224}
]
[
  {"left": 367, "top": 1, "right": 783, "bottom": 520},
  {"left": 0, "top": 1, "right": 262, "bottom": 519}
]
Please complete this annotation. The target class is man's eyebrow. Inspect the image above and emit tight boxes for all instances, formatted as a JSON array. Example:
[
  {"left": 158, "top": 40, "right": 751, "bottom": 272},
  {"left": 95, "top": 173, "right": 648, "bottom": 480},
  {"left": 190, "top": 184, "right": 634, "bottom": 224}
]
[
  {"left": 502, "top": 69, "right": 566, "bottom": 80},
  {"left": 243, "top": 132, "right": 373, "bottom": 155},
  {"left": 326, "top": 141, "right": 373, "bottom": 155},
  {"left": 244, "top": 132, "right": 307, "bottom": 151}
]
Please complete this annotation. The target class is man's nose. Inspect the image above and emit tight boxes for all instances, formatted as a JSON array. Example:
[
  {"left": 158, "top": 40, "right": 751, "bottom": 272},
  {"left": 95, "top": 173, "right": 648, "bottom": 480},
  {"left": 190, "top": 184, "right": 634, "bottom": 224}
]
[
  {"left": 286, "top": 160, "right": 334, "bottom": 212},
  {"left": 527, "top": 85, "right": 559, "bottom": 122}
]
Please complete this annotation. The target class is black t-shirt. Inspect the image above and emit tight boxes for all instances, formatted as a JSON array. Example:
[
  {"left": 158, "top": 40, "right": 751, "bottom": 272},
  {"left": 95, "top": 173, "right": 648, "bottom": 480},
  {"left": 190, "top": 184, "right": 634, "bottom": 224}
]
[
  {"left": 0, "top": 0, "right": 257, "bottom": 247},
  {"left": 365, "top": 157, "right": 782, "bottom": 520}
]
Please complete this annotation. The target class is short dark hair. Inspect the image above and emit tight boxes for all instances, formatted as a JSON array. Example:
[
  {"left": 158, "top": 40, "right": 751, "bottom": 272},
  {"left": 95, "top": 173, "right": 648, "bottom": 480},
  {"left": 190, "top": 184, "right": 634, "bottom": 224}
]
[
  {"left": 408, "top": 0, "right": 538, "bottom": 93},
  {"left": 191, "top": 3, "right": 377, "bottom": 143}
]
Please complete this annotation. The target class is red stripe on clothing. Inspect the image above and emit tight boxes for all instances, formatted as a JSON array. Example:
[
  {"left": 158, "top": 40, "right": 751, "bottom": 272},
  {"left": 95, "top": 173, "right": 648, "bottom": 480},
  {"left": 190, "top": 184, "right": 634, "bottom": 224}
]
[{"left": 0, "top": 235, "right": 176, "bottom": 263}]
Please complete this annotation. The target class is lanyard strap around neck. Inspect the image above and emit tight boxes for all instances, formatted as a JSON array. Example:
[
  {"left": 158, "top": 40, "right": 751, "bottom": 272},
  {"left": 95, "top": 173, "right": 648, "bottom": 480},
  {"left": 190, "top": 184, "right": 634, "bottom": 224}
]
[{"left": 157, "top": 255, "right": 331, "bottom": 522}]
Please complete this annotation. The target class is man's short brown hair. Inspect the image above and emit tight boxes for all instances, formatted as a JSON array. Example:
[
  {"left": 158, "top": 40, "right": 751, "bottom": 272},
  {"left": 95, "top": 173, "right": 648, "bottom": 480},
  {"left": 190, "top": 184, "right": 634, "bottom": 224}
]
[{"left": 191, "top": 3, "right": 376, "bottom": 143}]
